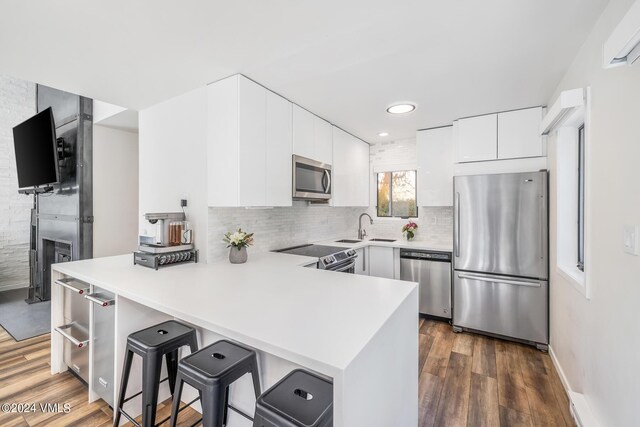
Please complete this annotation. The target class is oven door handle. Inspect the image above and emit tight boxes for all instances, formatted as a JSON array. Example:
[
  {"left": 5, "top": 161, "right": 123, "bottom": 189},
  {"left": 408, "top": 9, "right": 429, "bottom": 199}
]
[{"left": 331, "top": 260, "right": 356, "bottom": 272}]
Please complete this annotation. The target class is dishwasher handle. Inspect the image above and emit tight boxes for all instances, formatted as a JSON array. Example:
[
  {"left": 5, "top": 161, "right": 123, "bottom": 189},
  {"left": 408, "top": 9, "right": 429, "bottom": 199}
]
[{"left": 399, "top": 250, "right": 452, "bottom": 262}]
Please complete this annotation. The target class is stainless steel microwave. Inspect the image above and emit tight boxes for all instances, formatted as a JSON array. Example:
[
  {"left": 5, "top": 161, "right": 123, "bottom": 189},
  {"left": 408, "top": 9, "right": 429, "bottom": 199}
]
[{"left": 292, "top": 155, "right": 332, "bottom": 201}]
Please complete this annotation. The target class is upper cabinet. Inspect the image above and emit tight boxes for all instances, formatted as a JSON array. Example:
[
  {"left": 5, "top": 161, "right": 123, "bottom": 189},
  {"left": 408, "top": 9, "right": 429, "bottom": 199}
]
[
  {"left": 208, "top": 75, "right": 292, "bottom": 207},
  {"left": 293, "top": 105, "right": 333, "bottom": 165},
  {"left": 456, "top": 114, "right": 497, "bottom": 163},
  {"left": 417, "top": 126, "right": 454, "bottom": 206},
  {"left": 497, "top": 107, "right": 544, "bottom": 159},
  {"left": 455, "top": 107, "right": 544, "bottom": 164},
  {"left": 265, "top": 91, "right": 294, "bottom": 206},
  {"left": 332, "top": 126, "right": 369, "bottom": 207}
]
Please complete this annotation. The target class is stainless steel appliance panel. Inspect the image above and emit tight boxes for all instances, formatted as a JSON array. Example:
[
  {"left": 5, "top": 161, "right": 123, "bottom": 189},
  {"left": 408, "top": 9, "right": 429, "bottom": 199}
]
[
  {"left": 454, "top": 272, "right": 548, "bottom": 344},
  {"left": 62, "top": 286, "right": 89, "bottom": 328},
  {"left": 454, "top": 171, "right": 548, "bottom": 279},
  {"left": 57, "top": 276, "right": 91, "bottom": 383},
  {"left": 400, "top": 251, "right": 452, "bottom": 318},
  {"left": 292, "top": 155, "right": 331, "bottom": 200},
  {"left": 59, "top": 323, "right": 90, "bottom": 383},
  {"left": 89, "top": 287, "right": 115, "bottom": 407}
]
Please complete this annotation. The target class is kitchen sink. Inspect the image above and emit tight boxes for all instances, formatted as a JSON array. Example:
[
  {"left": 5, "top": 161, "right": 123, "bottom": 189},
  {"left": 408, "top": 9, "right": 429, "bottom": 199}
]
[
  {"left": 335, "top": 239, "right": 362, "bottom": 244},
  {"left": 369, "top": 238, "right": 397, "bottom": 242}
]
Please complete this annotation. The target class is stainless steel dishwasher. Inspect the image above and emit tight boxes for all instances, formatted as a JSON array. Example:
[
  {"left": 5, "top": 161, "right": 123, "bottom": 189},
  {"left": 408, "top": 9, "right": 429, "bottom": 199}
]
[{"left": 400, "top": 249, "right": 452, "bottom": 318}]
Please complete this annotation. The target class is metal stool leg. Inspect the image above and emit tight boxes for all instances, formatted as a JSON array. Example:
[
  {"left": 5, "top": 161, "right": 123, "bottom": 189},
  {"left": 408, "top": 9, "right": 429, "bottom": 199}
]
[
  {"left": 169, "top": 371, "right": 184, "bottom": 427},
  {"left": 141, "top": 354, "right": 163, "bottom": 427},
  {"left": 113, "top": 348, "right": 134, "bottom": 427},
  {"left": 200, "top": 387, "right": 224, "bottom": 427},
  {"left": 188, "top": 331, "right": 199, "bottom": 354},
  {"left": 222, "top": 386, "right": 230, "bottom": 426},
  {"left": 250, "top": 358, "right": 261, "bottom": 397},
  {"left": 165, "top": 349, "right": 179, "bottom": 396}
]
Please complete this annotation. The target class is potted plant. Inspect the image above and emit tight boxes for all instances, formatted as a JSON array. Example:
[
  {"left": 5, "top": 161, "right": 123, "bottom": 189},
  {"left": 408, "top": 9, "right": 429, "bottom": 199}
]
[
  {"left": 402, "top": 221, "right": 418, "bottom": 241},
  {"left": 223, "top": 228, "right": 254, "bottom": 264}
]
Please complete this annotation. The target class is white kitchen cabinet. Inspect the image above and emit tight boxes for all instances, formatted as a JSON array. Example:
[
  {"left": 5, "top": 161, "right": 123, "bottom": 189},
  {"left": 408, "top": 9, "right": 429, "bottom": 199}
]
[
  {"left": 456, "top": 114, "right": 497, "bottom": 163},
  {"left": 332, "top": 126, "right": 370, "bottom": 207},
  {"left": 266, "top": 91, "right": 293, "bottom": 207},
  {"left": 497, "top": 107, "right": 544, "bottom": 159},
  {"left": 292, "top": 105, "right": 315, "bottom": 160},
  {"left": 208, "top": 75, "right": 293, "bottom": 207},
  {"left": 368, "top": 246, "right": 395, "bottom": 279},
  {"left": 315, "top": 117, "right": 333, "bottom": 165},
  {"left": 238, "top": 76, "right": 267, "bottom": 206},
  {"left": 293, "top": 104, "right": 333, "bottom": 165},
  {"left": 417, "top": 126, "right": 453, "bottom": 206},
  {"left": 355, "top": 247, "right": 369, "bottom": 275}
]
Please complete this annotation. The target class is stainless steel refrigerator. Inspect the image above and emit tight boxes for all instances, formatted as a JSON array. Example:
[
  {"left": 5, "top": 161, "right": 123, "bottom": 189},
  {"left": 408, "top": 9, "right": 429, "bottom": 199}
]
[{"left": 453, "top": 171, "right": 548, "bottom": 350}]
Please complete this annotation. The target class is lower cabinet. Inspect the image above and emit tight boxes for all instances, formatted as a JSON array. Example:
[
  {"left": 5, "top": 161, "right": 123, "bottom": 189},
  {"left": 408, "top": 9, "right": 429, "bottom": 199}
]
[
  {"left": 368, "top": 246, "right": 395, "bottom": 279},
  {"left": 355, "top": 248, "right": 369, "bottom": 275}
]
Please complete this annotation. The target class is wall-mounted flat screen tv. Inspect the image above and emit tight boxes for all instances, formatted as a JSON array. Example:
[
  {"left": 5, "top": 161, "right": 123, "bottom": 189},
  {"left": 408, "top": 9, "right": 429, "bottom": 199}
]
[{"left": 12, "top": 107, "right": 59, "bottom": 189}]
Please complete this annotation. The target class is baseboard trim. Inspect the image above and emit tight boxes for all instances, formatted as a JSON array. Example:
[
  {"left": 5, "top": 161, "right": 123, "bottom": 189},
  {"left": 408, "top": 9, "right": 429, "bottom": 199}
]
[
  {"left": 549, "top": 345, "right": 600, "bottom": 427},
  {"left": 0, "top": 284, "right": 29, "bottom": 292}
]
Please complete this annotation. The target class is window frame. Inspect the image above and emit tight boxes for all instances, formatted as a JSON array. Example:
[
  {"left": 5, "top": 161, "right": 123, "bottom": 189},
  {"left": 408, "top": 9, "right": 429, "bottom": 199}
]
[
  {"left": 554, "top": 87, "right": 590, "bottom": 299},
  {"left": 577, "top": 124, "right": 585, "bottom": 272},
  {"left": 375, "top": 170, "right": 418, "bottom": 218}
]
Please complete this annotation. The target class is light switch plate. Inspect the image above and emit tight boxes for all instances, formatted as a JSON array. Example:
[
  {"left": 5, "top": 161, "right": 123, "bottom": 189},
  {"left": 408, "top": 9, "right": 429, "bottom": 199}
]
[{"left": 623, "top": 225, "right": 639, "bottom": 255}]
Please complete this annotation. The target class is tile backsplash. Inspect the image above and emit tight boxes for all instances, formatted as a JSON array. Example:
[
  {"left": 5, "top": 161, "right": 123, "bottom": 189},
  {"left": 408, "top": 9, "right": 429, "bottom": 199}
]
[
  {"left": 208, "top": 203, "right": 362, "bottom": 263},
  {"left": 207, "top": 204, "right": 452, "bottom": 263},
  {"left": 364, "top": 207, "right": 453, "bottom": 242}
]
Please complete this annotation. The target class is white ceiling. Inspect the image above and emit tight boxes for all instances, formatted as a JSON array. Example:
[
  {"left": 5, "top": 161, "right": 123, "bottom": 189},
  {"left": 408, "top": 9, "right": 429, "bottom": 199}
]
[{"left": 0, "top": 0, "right": 608, "bottom": 142}]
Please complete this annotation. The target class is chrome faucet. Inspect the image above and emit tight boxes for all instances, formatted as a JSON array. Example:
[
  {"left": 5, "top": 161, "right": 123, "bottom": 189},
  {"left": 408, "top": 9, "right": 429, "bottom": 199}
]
[{"left": 358, "top": 213, "right": 373, "bottom": 240}]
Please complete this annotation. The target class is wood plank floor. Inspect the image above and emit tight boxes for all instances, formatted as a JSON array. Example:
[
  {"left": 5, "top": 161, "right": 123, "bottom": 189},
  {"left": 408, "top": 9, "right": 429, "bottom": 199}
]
[
  {"left": 419, "top": 318, "right": 575, "bottom": 427},
  {"left": 0, "top": 321, "right": 574, "bottom": 426},
  {"left": 0, "top": 326, "right": 200, "bottom": 426}
]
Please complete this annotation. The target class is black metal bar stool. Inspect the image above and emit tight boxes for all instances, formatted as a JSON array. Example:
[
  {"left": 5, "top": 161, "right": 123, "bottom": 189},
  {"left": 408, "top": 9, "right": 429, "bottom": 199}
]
[
  {"left": 169, "top": 339, "right": 261, "bottom": 427},
  {"left": 114, "top": 320, "right": 198, "bottom": 427},
  {"left": 253, "top": 369, "right": 333, "bottom": 427}
]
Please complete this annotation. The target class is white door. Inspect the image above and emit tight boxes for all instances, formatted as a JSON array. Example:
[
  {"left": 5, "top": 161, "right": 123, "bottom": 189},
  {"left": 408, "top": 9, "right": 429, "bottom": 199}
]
[
  {"left": 331, "top": 127, "right": 351, "bottom": 206},
  {"left": 314, "top": 116, "right": 333, "bottom": 165},
  {"left": 417, "top": 126, "right": 453, "bottom": 206},
  {"left": 333, "top": 127, "right": 369, "bottom": 207},
  {"left": 353, "top": 137, "right": 370, "bottom": 207},
  {"left": 293, "top": 105, "right": 315, "bottom": 160},
  {"left": 456, "top": 114, "right": 497, "bottom": 163},
  {"left": 266, "top": 91, "right": 293, "bottom": 206},
  {"left": 368, "top": 246, "right": 394, "bottom": 279},
  {"left": 355, "top": 248, "right": 369, "bottom": 275},
  {"left": 497, "top": 107, "right": 543, "bottom": 159},
  {"left": 238, "top": 77, "right": 267, "bottom": 206}
]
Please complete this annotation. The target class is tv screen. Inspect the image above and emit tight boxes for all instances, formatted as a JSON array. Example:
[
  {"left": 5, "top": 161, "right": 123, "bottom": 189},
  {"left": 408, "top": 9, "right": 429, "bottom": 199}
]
[{"left": 12, "top": 107, "right": 59, "bottom": 189}]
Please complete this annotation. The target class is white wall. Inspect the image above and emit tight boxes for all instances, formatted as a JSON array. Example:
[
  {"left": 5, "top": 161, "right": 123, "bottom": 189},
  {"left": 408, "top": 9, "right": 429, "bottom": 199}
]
[
  {"left": 547, "top": 0, "right": 640, "bottom": 425},
  {"left": 0, "top": 75, "right": 35, "bottom": 291},
  {"left": 138, "top": 87, "right": 209, "bottom": 260},
  {"left": 93, "top": 125, "right": 139, "bottom": 257}
]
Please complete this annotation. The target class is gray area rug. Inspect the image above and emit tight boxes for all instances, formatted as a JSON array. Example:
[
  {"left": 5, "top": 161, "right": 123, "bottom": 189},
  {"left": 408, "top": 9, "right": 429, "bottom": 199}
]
[{"left": 0, "top": 288, "right": 50, "bottom": 341}]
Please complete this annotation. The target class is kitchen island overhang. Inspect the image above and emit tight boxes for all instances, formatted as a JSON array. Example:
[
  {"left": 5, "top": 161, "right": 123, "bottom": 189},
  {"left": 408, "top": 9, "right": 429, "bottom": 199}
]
[{"left": 51, "top": 252, "right": 418, "bottom": 426}]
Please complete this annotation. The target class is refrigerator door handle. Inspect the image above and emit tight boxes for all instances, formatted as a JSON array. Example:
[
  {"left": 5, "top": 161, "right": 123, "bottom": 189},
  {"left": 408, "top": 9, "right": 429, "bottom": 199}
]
[
  {"left": 457, "top": 273, "right": 542, "bottom": 288},
  {"left": 455, "top": 192, "right": 460, "bottom": 257}
]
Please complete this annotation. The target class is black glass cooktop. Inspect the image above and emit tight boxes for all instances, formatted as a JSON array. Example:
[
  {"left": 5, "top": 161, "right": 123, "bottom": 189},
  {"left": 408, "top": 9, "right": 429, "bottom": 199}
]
[{"left": 274, "top": 244, "right": 347, "bottom": 258}]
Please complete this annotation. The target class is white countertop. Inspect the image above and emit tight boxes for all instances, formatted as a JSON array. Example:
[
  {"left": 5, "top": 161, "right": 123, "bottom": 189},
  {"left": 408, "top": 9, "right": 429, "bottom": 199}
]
[{"left": 52, "top": 251, "right": 417, "bottom": 377}]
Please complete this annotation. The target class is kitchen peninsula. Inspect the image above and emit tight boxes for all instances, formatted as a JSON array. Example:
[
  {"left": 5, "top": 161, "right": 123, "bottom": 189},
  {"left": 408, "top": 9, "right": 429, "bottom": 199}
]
[{"left": 50, "top": 251, "right": 418, "bottom": 426}]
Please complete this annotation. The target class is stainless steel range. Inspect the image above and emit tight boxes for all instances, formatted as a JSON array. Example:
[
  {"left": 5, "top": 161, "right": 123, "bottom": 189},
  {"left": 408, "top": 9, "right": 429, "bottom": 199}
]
[{"left": 275, "top": 244, "right": 358, "bottom": 272}]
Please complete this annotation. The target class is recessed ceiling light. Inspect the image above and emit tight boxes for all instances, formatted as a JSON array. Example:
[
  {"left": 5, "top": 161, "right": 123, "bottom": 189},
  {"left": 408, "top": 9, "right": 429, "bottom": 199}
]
[
  {"left": 387, "top": 103, "right": 416, "bottom": 114},
  {"left": 378, "top": 132, "right": 389, "bottom": 137}
]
